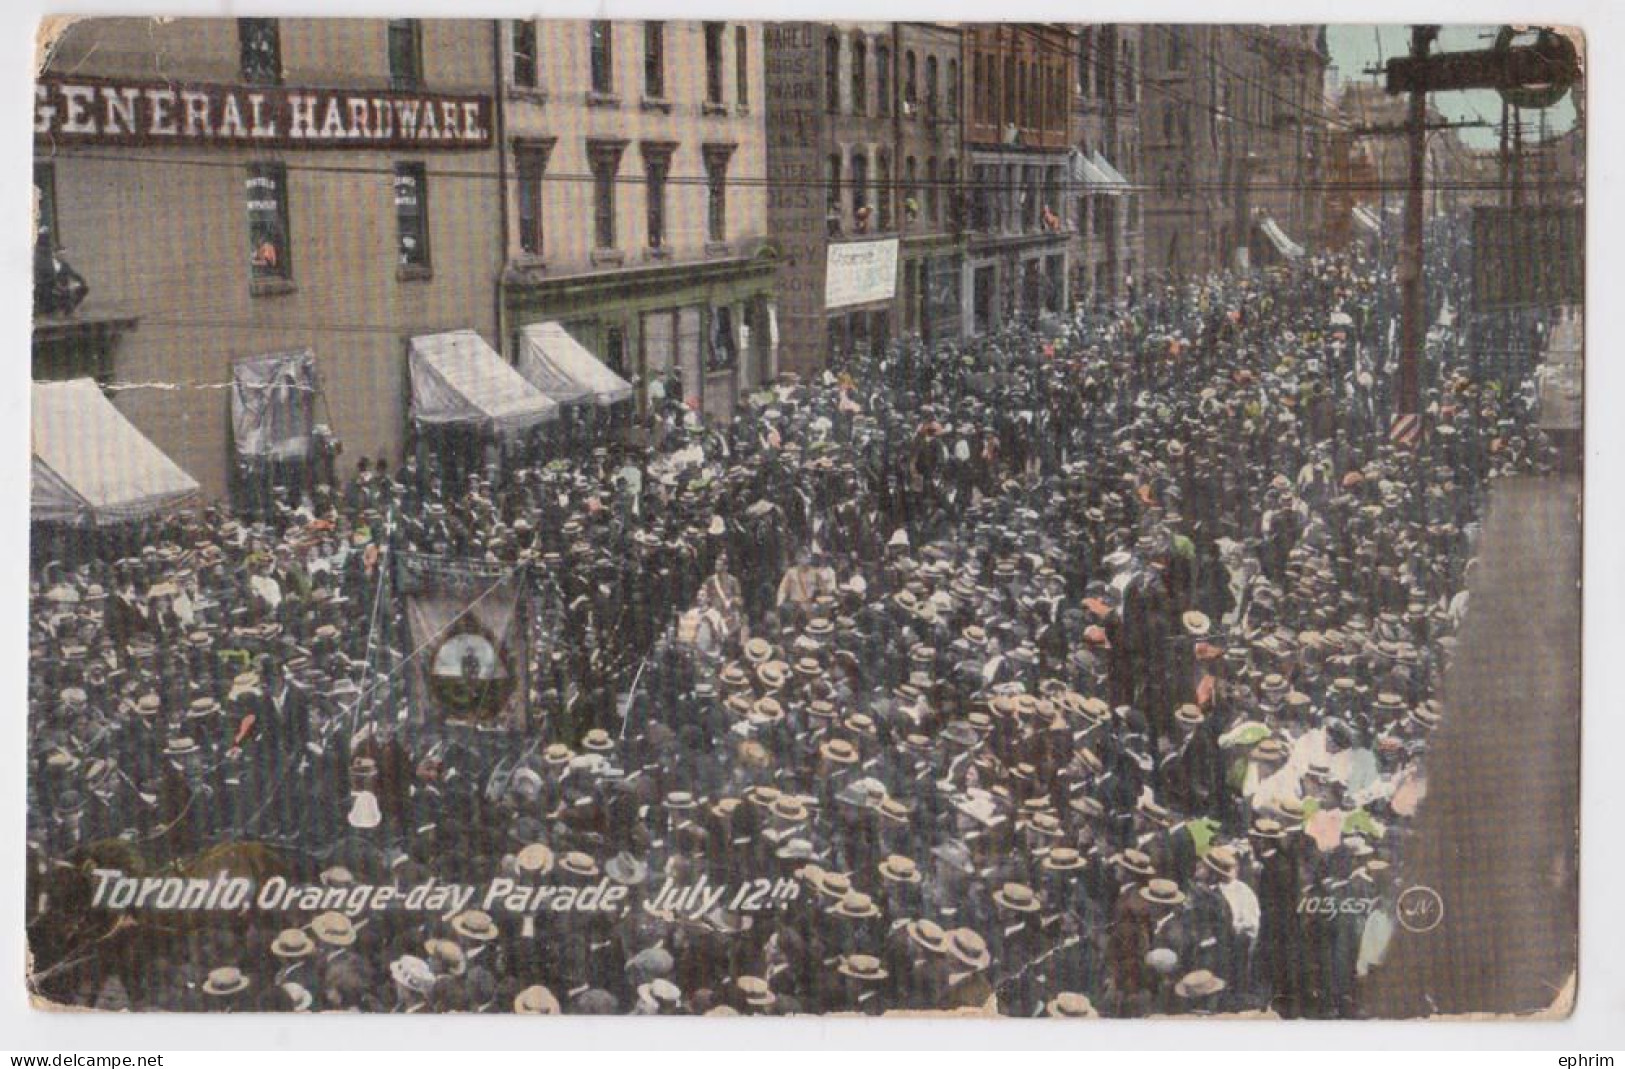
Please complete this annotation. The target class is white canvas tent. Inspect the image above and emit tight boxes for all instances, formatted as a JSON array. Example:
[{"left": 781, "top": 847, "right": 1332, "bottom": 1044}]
[
  {"left": 517, "top": 322, "right": 634, "bottom": 407},
  {"left": 408, "top": 329, "right": 558, "bottom": 434},
  {"left": 32, "top": 378, "right": 200, "bottom": 526}
]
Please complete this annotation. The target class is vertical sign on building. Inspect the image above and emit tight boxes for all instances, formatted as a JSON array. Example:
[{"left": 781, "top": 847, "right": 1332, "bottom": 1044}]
[{"left": 764, "top": 24, "right": 828, "bottom": 377}]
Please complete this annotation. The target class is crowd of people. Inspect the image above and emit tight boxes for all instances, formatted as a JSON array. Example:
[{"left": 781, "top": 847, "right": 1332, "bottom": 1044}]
[{"left": 27, "top": 243, "right": 1556, "bottom": 1017}]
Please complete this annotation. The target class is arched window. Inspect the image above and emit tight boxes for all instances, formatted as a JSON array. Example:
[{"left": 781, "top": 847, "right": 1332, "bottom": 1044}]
[
  {"left": 851, "top": 150, "right": 869, "bottom": 222},
  {"left": 904, "top": 155, "right": 918, "bottom": 220},
  {"left": 925, "top": 55, "right": 939, "bottom": 118},
  {"left": 826, "top": 152, "right": 842, "bottom": 222},
  {"left": 877, "top": 43, "right": 892, "bottom": 116},
  {"left": 877, "top": 149, "right": 893, "bottom": 229},
  {"left": 1163, "top": 105, "right": 1177, "bottom": 143},
  {"left": 944, "top": 156, "right": 958, "bottom": 225},
  {"left": 1079, "top": 28, "right": 1093, "bottom": 94},
  {"left": 947, "top": 60, "right": 959, "bottom": 119},
  {"left": 904, "top": 51, "right": 918, "bottom": 113},
  {"left": 851, "top": 35, "right": 867, "bottom": 116},
  {"left": 825, "top": 35, "right": 841, "bottom": 114},
  {"left": 1122, "top": 41, "right": 1137, "bottom": 103},
  {"left": 926, "top": 156, "right": 939, "bottom": 223}
]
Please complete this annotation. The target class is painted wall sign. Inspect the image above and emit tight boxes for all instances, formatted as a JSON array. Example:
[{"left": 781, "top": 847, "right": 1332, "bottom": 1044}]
[{"left": 35, "top": 75, "right": 493, "bottom": 150}]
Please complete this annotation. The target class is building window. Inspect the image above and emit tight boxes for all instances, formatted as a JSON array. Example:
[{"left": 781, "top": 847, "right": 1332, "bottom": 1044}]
[
  {"left": 825, "top": 151, "right": 838, "bottom": 220},
  {"left": 704, "top": 144, "right": 735, "bottom": 243},
  {"left": 704, "top": 23, "right": 725, "bottom": 105},
  {"left": 944, "top": 156, "right": 958, "bottom": 226},
  {"left": 851, "top": 36, "right": 867, "bottom": 116},
  {"left": 511, "top": 20, "right": 537, "bottom": 88},
  {"left": 1004, "top": 55, "right": 1016, "bottom": 125},
  {"left": 825, "top": 35, "right": 841, "bottom": 114},
  {"left": 640, "top": 142, "right": 673, "bottom": 250},
  {"left": 388, "top": 19, "right": 422, "bottom": 91},
  {"left": 515, "top": 141, "right": 551, "bottom": 256},
  {"left": 245, "top": 163, "right": 291, "bottom": 282},
  {"left": 877, "top": 150, "right": 892, "bottom": 230},
  {"left": 644, "top": 22, "right": 665, "bottom": 98},
  {"left": 925, "top": 55, "right": 939, "bottom": 119},
  {"left": 850, "top": 151, "right": 868, "bottom": 226},
  {"left": 904, "top": 156, "right": 917, "bottom": 220},
  {"left": 394, "top": 163, "right": 430, "bottom": 271},
  {"left": 588, "top": 140, "right": 626, "bottom": 249},
  {"left": 239, "top": 19, "right": 282, "bottom": 85},
  {"left": 904, "top": 51, "right": 917, "bottom": 114},
  {"left": 33, "top": 162, "right": 57, "bottom": 250},
  {"left": 877, "top": 43, "right": 892, "bottom": 116},
  {"left": 590, "top": 21, "right": 614, "bottom": 95},
  {"left": 1122, "top": 41, "right": 1137, "bottom": 103},
  {"left": 736, "top": 27, "right": 750, "bottom": 109},
  {"left": 1079, "top": 29, "right": 1093, "bottom": 94},
  {"left": 925, "top": 157, "right": 939, "bottom": 223},
  {"left": 1168, "top": 32, "right": 1186, "bottom": 71},
  {"left": 947, "top": 60, "right": 959, "bottom": 119}
]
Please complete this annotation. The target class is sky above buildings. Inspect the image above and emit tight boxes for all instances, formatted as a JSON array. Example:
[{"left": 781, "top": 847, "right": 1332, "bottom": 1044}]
[{"left": 1325, "top": 25, "right": 1581, "bottom": 150}]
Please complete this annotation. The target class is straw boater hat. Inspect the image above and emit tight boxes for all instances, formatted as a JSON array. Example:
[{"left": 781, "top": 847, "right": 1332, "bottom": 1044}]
[
  {"left": 451, "top": 910, "right": 499, "bottom": 942},
  {"left": 744, "top": 637, "right": 773, "bottom": 664},
  {"left": 819, "top": 738, "right": 859, "bottom": 765},
  {"left": 560, "top": 851, "right": 599, "bottom": 878},
  {"left": 1182, "top": 610, "right": 1211, "bottom": 637},
  {"left": 836, "top": 954, "right": 888, "bottom": 982},
  {"left": 1202, "top": 845, "right": 1240, "bottom": 881},
  {"left": 1042, "top": 846, "right": 1087, "bottom": 872},
  {"left": 582, "top": 729, "right": 615, "bottom": 753},
  {"left": 1140, "top": 878, "right": 1186, "bottom": 907},
  {"left": 831, "top": 891, "right": 881, "bottom": 919},
  {"left": 1175, "top": 969, "right": 1227, "bottom": 999},
  {"left": 946, "top": 928, "right": 991, "bottom": 970},
  {"left": 163, "top": 736, "right": 199, "bottom": 757},
  {"left": 757, "top": 661, "right": 790, "bottom": 690},
  {"left": 517, "top": 843, "right": 556, "bottom": 876},
  {"left": 992, "top": 882, "right": 1041, "bottom": 913},
  {"left": 907, "top": 918, "right": 950, "bottom": 955},
  {"left": 311, "top": 911, "right": 356, "bottom": 947},
  {"left": 735, "top": 975, "right": 776, "bottom": 1009},
  {"left": 202, "top": 966, "right": 251, "bottom": 997},
  {"left": 513, "top": 985, "right": 561, "bottom": 1014},
  {"left": 1113, "top": 848, "right": 1156, "bottom": 878},
  {"left": 271, "top": 928, "right": 316, "bottom": 960},
  {"left": 423, "top": 939, "right": 466, "bottom": 976},
  {"left": 1045, "top": 991, "right": 1099, "bottom": 1018},
  {"left": 771, "top": 795, "right": 810, "bottom": 824},
  {"left": 542, "top": 743, "right": 574, "bottom": 767},
  {"left": 878, "top": 855, "right": 922, "bottom": 884},
  {"left": 1175, "top": 703, "right": 1205, "bottom": 727},
  {"left": 744, "top": 784, "right": 781, "bottom": 809}
]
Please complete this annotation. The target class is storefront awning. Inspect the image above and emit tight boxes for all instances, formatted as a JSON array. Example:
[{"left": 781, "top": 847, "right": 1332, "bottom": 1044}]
[
  {"left": 32, "top": 377, "right": 200, "bottom": 526},
  {"left": 232, "top": 349, "right": 317, "bottom": 460},
  {"left": 1352, "top": 205, "right": 1382, "bottom": 235},
  {"left": 1258, "top": 216, "right": 1305, "bottom": 259},
  {"left": 1068, "top": 148, "right": 1114, "bottom": 189},
  {"left": 1090, "top": 151, "right": 1132, "bottom": 193},
  {"left": 517, "top": 322, "right": 634, "bottom": 407},
  {"left": 409, "top": 329, "right": 558, "bottom": 433}
]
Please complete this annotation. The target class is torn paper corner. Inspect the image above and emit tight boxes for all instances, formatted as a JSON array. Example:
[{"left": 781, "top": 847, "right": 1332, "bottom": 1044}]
[{"left": 34, "top": 17, "right": 82, "bottom": 79}]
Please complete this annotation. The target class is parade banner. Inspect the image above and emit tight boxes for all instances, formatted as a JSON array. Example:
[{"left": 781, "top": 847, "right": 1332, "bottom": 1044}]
[
  {"left": 396, "top": 553, "right": 529, "bottom": 730},
  {"left": 825, "top": 238, "right": 899, "bottom": 310}
]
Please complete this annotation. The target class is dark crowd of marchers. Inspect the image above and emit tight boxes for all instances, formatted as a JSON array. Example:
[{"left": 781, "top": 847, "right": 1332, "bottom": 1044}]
[{"left": 28, "top": 219, "right": 1562, "bottom": 1017}]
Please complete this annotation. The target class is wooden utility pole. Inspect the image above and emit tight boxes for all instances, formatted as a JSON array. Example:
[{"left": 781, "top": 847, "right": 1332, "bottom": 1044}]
[{"left": 1397, "top": 25, "right": 1436, "bottom": 421}]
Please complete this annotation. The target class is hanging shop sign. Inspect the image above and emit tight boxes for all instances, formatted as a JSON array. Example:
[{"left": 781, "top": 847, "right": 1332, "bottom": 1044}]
[{"left": 35, "top": 75, "right": 492, "bottom": 150}]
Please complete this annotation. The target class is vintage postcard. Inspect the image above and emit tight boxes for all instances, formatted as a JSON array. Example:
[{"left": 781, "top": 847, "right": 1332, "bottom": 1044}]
[{"left": 26, "top": 17, "right": 1582, "bottom": 1019}]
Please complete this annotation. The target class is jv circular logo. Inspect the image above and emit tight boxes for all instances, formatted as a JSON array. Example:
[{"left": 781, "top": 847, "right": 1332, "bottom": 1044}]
[{"left": 1396, "top": 885, "right": 1445, "bottom": 933}]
